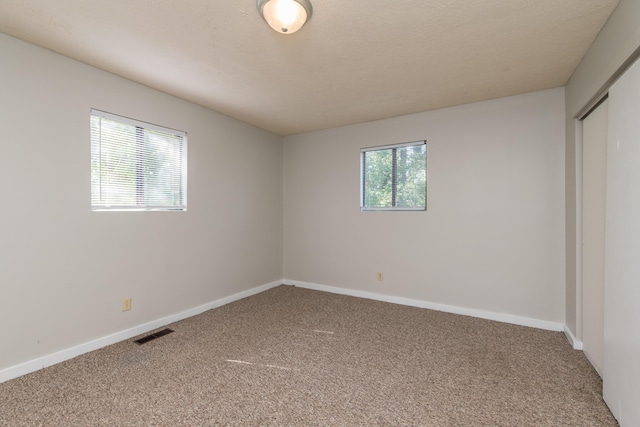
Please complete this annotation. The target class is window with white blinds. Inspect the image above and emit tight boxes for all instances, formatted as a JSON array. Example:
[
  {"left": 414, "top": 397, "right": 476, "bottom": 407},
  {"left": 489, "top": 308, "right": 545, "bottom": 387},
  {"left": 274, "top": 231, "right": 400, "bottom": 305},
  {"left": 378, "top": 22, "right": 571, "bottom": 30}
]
[
  {"left": 90, "top": 109, "right": 187, "bottom": 211},
  {"left": 361, "top": 141, "right": 426, "bottom": 211}
]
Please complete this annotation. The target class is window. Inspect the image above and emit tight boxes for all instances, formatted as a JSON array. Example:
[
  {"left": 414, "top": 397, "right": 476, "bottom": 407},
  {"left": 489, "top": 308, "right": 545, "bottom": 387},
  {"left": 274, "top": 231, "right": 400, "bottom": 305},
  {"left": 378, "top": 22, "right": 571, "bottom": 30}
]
[
  {"left": 361, "top": 141, "right": 426, "bottom": 211},
  {"left": 90, "top": 109, "right": 187, "bottom": 211}
]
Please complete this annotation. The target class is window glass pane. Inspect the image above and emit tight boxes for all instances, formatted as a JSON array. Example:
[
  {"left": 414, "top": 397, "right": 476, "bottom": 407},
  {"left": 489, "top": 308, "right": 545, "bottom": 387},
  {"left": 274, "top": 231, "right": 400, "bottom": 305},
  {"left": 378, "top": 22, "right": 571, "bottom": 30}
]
[
  {"left": 364, "top": 149, "right": 393, "bottom": 208},
  {"left": 93, "top": 117, "right": 138, "bottom": 206},
  {"left": 395, "top": 144, "right": 426, "bottom": 208},
  {"left": 143, "top": 128, "right": 184, "bottom": 206}
]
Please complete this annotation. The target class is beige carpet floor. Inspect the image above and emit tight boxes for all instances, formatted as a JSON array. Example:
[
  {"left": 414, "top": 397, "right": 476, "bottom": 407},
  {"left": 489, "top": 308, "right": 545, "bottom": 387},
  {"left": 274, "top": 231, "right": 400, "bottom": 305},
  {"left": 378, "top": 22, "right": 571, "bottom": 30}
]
[{"left": 0, "top": 285, "right": 617, "bottom": 426}]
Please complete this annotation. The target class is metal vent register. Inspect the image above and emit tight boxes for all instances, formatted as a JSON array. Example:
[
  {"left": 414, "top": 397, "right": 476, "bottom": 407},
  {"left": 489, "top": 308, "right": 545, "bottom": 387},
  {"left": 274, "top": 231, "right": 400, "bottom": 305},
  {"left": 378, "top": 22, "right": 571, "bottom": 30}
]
[{"left": 134, "top": 328, "right": 174, "bottom": 345}]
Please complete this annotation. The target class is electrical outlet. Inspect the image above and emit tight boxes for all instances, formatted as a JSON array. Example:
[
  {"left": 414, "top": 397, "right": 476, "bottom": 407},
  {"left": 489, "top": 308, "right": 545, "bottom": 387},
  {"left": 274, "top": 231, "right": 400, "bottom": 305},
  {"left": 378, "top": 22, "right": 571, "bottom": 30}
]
[
  {"left": 377, "top": 272, "right": 384, "bottom": 281},
  {"left": 122, "top": 297, "right": 131, "bottom": 312}
]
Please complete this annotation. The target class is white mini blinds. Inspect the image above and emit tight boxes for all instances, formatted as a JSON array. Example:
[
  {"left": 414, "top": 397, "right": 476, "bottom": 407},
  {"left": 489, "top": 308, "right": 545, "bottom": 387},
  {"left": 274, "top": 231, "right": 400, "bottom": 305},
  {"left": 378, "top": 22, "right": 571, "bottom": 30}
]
[
  {"left": 90, "top": 109, "right": 187, "bottom": 211},
  {"left": 361, "top": 141, "right": 426, "bottom": 211}
]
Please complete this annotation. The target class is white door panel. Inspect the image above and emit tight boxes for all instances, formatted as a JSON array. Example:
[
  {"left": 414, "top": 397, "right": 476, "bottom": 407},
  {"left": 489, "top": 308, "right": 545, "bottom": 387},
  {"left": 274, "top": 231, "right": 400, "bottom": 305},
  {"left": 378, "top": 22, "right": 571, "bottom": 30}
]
[
  {"left": 603, "top": 56, "right": 640, "bottom": 426},
  {"left": 582, "top": 99, "right": 608, "bottom": 376}
]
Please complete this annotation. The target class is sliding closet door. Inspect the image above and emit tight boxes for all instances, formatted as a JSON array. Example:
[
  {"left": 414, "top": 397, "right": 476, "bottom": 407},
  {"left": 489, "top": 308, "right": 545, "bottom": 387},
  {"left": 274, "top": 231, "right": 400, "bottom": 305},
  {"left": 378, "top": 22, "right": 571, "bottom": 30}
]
[
  {"left": 603, "top": 57, "right": 640, "bottom": 426},
  {"left": 582, "top": 98, "right": 608, "bottom": 376}
]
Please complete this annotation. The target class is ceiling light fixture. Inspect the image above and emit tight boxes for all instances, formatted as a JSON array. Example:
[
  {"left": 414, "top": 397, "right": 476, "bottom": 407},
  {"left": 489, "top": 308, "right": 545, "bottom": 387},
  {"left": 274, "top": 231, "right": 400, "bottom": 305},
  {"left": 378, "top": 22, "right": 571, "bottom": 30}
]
[{"left": 257, "top": 0, "right": 313, "bottom": 35}]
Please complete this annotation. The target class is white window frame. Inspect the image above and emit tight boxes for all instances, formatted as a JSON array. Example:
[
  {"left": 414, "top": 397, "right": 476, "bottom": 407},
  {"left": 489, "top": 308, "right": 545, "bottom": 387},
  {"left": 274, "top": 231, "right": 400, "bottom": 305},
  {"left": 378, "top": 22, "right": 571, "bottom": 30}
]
[
  {"left": 360, "top": 140, "right": 427, "bottom": 212},
  {"left": 90, "top": 109, "right": 187, "bottom": 211}
]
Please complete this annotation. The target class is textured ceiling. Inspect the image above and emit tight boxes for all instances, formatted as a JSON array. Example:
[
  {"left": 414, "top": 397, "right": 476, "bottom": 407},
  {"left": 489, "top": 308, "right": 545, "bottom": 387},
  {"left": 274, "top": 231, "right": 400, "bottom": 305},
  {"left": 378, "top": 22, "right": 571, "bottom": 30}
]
[{"left": 0, "top": 0, "right": 618, "bottom": 136}]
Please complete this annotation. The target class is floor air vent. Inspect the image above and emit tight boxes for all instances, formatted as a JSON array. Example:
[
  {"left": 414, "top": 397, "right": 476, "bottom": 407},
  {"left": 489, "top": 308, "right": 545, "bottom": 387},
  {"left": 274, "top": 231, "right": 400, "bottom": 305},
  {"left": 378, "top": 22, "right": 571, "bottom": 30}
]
[{"left": 134, "top": 328, "right": 174, "bottom": 345}]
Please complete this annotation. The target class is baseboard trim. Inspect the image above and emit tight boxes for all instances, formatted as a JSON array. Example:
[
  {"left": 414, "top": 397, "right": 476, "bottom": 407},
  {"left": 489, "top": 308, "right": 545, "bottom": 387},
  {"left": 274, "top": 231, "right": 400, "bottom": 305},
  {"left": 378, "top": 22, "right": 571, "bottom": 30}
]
[
  {"left": 563, "top": 326, "right": 584, "bottom": 350},
  {"left": 1, "top": 279, "right": 570, "bottom": 384},
  {"left": 283, "top": 280, "right": 565, "bottom": 332},
  {"left": 0, "top": 280, "right": 283, "bottom": 384}
]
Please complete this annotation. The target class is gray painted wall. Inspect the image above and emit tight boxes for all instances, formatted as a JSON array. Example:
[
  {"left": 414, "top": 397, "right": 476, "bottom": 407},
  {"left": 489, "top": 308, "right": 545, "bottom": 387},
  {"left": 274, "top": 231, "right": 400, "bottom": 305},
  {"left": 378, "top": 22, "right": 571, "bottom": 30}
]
[
  {"left": 283, "top": 88, "right": 566, "bottom": 324},
  {"left": 0, "top": 33, "right": 283, "bottom": 372}
]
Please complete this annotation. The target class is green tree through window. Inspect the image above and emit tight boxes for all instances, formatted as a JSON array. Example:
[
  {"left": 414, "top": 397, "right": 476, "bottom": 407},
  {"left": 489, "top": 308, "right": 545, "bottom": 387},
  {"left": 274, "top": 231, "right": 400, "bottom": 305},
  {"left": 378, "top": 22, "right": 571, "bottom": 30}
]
[{"left": 361, "top": 141, "right": 426, "bottom": 210}]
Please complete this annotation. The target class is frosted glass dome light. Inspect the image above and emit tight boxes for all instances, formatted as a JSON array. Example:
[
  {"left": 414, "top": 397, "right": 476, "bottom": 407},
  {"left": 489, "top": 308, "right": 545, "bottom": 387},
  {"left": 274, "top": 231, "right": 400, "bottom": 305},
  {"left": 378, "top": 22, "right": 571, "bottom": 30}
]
[{"left": 257, "top": 0, "right": 313, "bottom": 34}]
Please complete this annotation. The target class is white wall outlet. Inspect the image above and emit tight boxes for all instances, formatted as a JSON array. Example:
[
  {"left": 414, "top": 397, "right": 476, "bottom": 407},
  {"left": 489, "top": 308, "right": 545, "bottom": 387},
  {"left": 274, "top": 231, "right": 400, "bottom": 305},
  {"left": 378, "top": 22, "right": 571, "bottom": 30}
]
[
  {"left": 377, "top": 272, "right": 384, "bottom": 281},
  {"left": 122, "top": 297, "right": 131, "bottom": 312}
]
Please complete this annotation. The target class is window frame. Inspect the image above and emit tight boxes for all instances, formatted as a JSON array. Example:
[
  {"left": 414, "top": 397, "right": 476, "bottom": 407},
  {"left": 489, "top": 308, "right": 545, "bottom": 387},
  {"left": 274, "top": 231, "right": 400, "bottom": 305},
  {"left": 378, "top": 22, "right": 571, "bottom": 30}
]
[
  {"left": 90, "top": 109, "right": 188, "bottom": 212},
  {"left": 360, "top": 140, "right": 427, "bottom": 212}
]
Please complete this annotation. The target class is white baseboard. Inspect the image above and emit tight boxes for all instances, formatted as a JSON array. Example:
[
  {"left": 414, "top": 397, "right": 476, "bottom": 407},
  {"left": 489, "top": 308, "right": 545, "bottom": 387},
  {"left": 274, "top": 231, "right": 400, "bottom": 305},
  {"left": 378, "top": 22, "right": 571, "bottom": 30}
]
[
  {"left": 0, "top": 280, "right": 283, "bottom": 384},
  {"left": 563, "top": 326, "right": 584, "bottom": 350},
  {"left": 1, "top": 279, "right": 571, "bottom": 384},
  {"left": 283, "top": 279, "right": 565, "bottom": 332}
]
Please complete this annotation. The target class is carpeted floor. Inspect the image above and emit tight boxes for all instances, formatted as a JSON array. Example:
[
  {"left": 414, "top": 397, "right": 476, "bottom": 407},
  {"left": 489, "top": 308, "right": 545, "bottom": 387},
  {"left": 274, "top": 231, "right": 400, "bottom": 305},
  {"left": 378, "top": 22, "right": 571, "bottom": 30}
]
[{"left": 0, "top": 285, "right": 617, "bottom": 426}]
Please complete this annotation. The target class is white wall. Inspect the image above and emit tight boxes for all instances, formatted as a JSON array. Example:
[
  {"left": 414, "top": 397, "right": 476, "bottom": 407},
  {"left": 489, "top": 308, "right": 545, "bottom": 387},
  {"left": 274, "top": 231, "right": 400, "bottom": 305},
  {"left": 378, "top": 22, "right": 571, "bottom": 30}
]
[
  {"left": 0, "top": 33, "right": 283, "bottom": 372},
  {"left": 283, "top": 88, "right": 565, "bottom": 324}
]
